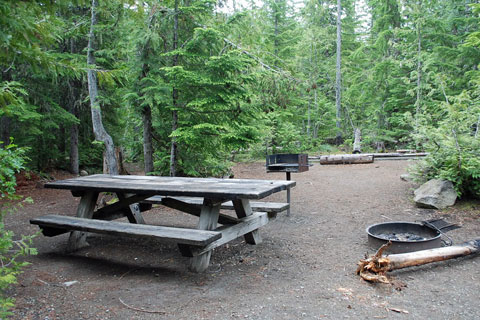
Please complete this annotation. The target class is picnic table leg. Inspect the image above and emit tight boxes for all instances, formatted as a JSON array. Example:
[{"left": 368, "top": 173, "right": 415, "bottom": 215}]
[
  {"left": 67, "top": 191, "right": 99, "bottom": 252},
  {"left": 189, "top": 200, "right": 221, "bottom": 273},
  {"left": 233, "top": 199, "right": 262, "bottom": 245},
  {"left": 117, "top": 193, "right": 145, "bottom": 224},
  {"left": 286, "top": 187, "right": 291, "bottom": 216}
]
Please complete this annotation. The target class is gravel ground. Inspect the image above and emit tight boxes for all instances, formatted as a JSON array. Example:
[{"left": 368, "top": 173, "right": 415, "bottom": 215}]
[{"left": 6, "top": 160, "right": 480, "bottom": 319}]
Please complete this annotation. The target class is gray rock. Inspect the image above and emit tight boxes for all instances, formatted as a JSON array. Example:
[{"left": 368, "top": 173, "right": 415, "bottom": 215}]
[
  {"left": 80, "top": 170, "right": 88, "bottom": 176},
  {"left": 400, "top": 174, "right": 412, "bottom": 182},
  {"left": 414, "top": 179, "right": 457, "bottom": 209}
]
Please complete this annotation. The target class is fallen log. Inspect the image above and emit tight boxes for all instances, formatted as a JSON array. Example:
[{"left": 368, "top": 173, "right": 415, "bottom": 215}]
[
  {"left": 396, "top": 149, "right": 416, "bottom": 154},
  {"left": 370, "top": 152, "right": 428, "bottom": 158},
  {"left": 369, "top": 153, "right": 402, "bottom": 158},
  {"left": 310, "top": 152, "right": 428, "bottom": 162},
  {"left": 357, "top": 239, "right": 480, "bottom": 284},
  {"left": 320, "top": 154, "right": 374, "bottom": 165}
]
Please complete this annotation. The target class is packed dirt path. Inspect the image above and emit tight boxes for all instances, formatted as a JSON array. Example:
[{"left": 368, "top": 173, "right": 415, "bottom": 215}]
[{"left": 7, "top": 160, "right": 480, "bottom": 319}]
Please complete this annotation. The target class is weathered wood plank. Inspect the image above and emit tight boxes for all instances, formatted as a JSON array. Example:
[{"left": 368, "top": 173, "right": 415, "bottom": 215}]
[
  {"left": 92, "top": 194, "right": 152, "bottom": 221},
  {"left": 233, "top": 199, "right": 262, "bottom": 245},
  {"left": 189, "top": 200, "right": 221, "bottom": 272},
  {"left": 191, "top": 212, "right": 269, "bottom": 256},
  {"left": 117, "top": 193, "right": 145, "bottom": 224},
  {"left": 160, "top": 197, "right": 239, "bottom": 225},
  {"left": 45, "top": 175, "right": 296, "bottom": 200},
  {"left": 30, "top": 215, "right": 221, "bottom": 246},
  {"left": 144, "top": 196, "right": 289, "bottom": 214},
  {"left": 67, "top": 191, "right": 98, "bottom": 251},
  {"left": 286, "top": 187, "right": 291, "bottom": 216},
  {"left": 160, "top": 197, "right": 201, "bottom": 215}
]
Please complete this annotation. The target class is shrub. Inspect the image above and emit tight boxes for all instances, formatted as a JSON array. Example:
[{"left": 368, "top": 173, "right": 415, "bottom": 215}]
[
  {"left": 0, "top": 142, "right": 37, "bottom": 318},
  {"left": 410, "top": 92, "right": 480, "bottom": 198}
]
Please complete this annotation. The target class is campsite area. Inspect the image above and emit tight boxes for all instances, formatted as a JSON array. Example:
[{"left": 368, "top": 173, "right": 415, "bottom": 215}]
[{"left": 7, "top": 160, "right": 480, "bottom": 319}]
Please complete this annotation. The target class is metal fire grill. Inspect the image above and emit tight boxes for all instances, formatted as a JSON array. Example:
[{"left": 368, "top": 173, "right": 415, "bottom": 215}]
[
  {"left": 266, "top": 153, "right": 309, "bottom": 177},
  {"left": 266, "top": 154, "right": 309, "bottom": 216}
]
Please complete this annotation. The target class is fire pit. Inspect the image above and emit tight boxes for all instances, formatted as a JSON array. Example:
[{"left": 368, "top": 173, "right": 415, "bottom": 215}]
[{"left": 367, "top": 222, "right": 442, "bottom": 254}]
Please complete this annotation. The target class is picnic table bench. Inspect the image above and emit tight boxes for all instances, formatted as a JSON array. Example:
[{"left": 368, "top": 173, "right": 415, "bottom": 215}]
[
  {"left": 30, "top": 174, "right": 295, "bottom": 272},
  {"left": 142, "top": 196, "right": 289, "bottom": 218}
]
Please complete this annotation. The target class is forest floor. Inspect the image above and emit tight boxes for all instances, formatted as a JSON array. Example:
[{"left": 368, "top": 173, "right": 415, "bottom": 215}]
[{"left": 6, "top": 160, "right": 480, "bottom": 319}]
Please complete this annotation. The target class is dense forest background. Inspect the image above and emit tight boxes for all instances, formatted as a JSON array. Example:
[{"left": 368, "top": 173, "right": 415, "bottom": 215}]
[{"left": 1, "top": 0, "right": 480, "bottom": 196}]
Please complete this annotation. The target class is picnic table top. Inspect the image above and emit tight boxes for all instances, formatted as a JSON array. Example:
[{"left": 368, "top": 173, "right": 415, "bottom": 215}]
[{"left": 45, "top": 174, "right": 296, "bottom": 200}]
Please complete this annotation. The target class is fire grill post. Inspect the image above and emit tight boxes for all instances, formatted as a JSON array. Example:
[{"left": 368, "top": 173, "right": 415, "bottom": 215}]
[
  {"left": 266, "top": 154, "right": 309, "bottom": 216},
  {"left": 286, "top": 172, "right": 291, "bottom": 216}
]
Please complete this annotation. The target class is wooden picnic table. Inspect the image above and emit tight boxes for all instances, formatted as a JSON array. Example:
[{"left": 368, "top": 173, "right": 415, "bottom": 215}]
[{"left": 31, "top": 174, "right": 295, "bottom": 272}]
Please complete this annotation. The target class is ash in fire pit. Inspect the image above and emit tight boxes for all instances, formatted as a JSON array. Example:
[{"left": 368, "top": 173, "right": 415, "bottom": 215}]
[
  {"left": 376, "top": 232, "right": 427, "bottom": 242},
  {"left": 367, "top": 222, "right": 442, "bottom": 253}
]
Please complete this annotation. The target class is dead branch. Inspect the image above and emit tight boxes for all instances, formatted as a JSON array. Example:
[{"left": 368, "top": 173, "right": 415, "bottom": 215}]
[
  {"left": 118, "top": 268, "right": 139, "bottom": 280},
  {"left": 119, "top": 298, "right": 166, "bottom": 314},
  {"left": 356, "top": 241, "right": 392, "bottom": 284},
  {"left": 357, "top": 239, "right": 480, "bottom": 284},
  {"left": 374, "top": 241, "right": 391, "bottom": 258}
]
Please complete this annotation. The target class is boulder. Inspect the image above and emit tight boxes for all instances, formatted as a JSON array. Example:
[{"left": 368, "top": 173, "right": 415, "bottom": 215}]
[
  {"left": 414, "top": 179, "right": 457, "bottom": 209},
  {"left": 400, "top": 174, "right": 412, "bottom": 182},
  {"left": 80, "top": 170, "right": 89, "bottom": 176}
]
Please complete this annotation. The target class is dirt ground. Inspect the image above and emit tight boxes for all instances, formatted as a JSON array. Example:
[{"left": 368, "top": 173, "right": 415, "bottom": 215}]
[{"left": 6, "top": 160, "right": 480, "bottom": 319}]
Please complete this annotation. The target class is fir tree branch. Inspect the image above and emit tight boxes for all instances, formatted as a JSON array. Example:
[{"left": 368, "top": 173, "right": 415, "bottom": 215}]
[{"left": 179, "top": 104, "right": 241, "bottom": 114}]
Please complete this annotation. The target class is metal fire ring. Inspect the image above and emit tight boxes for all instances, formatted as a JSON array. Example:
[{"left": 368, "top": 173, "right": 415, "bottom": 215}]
[{"left": 366, "top": 221, "right": 442, "bottom": 254}]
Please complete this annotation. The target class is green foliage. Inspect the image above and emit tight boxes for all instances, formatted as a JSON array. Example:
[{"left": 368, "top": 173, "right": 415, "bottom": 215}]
[
  {"left": 159, "top": 25, "right": 261, "bottom": 176},
  {"left": 2, "top": 0, "right": 480, "bottom": 184},
  {"left": 78, "top": 141, "right": 105, "bottom": 172},
  {"left": 410, "top": 92, "right": 480, "bottom": 198},
  {"left": 0, "top": 142, "right": 27, "bottom": 199},
  {"left": 0, "top": 82, "right": 28, "bottom": 116},
  {"left": 0, "top": 143, "right": 37, "bottom": 318},
  {"left": 406, "top": 1, "right": 480, "bottom": 198}
]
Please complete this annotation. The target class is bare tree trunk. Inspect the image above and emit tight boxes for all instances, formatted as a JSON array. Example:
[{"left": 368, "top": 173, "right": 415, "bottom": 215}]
[
  {"left": 68, "top": 39, "right": 79, "bottom": 175},
  {"left": 59, "top": 126, "right": 66, "bottom": 155},
  {"left": 353, "top": 128, "right": 361, "bottom": 153},
  {"left": 313, "top": 88, "right": 318, "bottom": 139},
  {"left": 70, "top": 121, "right": 79, "bottom": 174},
  {"left": 274, "top": 0, "right": 279, "bottom": 66},
  {"left": 87, "top": 0, "right": 118, "bottom": 175},
  {"left": 415, "top": 5, "right": 422, "bottom": 139},
  {"left": 307, "top": 101, "right": 311, "bottom": 138},
  {"left": 169, "top": 0, "right": 179, "bottom": 177},
  {"left": 0, "top": 116, "right": 10, "bottom": 147},
  {"left": 375, "top": 99, "right": 386, "bottom": 152},
  {"left": 69, "top": 90, "right": 79, "bottom": 175},
  {"left": 335, "top": 0, "right": 342, "bottom": 145},
  {"left": 170, "top": 107, "right": 178, "bottom": 177},
  {"left": 142, "top": 106, "right": 154, "bottom": 174},
  {"left": 139, "top": 6, "right": 158, "bottom": 175},
  {"left": 475, "top": 114, "right": 479, "bottom": 138},
  {"left": 1, "top": 71, "right": 11, "bottom": 147}
]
